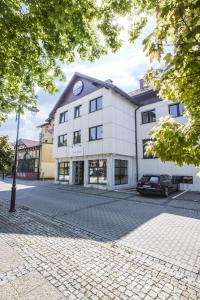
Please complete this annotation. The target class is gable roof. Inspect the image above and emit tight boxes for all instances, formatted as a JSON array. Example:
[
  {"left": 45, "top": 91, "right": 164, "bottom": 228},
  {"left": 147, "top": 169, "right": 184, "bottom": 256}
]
[
  {"left": 18, "top": 138, "right": 40, "bottom": 148},
  {"left": 47, "top": 72, "right": 138, "bottom": 121}
]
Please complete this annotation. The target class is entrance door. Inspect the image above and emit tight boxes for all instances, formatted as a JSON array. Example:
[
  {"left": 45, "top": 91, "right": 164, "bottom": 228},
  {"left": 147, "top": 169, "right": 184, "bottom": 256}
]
[{"left": 74, "top": 161, "right": 84, "bottom": 185}]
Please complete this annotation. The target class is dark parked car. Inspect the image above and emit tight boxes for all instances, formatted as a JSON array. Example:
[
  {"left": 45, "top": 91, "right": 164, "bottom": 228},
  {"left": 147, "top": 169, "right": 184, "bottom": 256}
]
[{"left": 137, "top": 174, "right": 179, "bottom": 197}]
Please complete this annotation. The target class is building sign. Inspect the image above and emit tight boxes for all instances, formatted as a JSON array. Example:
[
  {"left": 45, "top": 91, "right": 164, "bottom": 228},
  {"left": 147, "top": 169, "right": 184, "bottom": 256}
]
[{"left": 69, "top": 146, "right": 84, "bottom": 157}]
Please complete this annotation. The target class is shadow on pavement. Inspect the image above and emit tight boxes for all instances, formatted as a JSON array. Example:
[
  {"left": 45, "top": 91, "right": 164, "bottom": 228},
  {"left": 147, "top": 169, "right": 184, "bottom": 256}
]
[{"left": 1, "top": 180, "right": 200, "bottom": 274}]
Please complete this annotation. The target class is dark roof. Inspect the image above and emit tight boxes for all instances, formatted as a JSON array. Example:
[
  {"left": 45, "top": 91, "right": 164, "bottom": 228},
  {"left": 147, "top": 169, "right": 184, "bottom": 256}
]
[
  {"left": 130, "top": 88, "right": 162, "bottom": 106},
  {"left": 37, "top": 122, "right": 49, "bottom": 128},
  {"left": 47, "top": 72, "right": 138, "bottom": 120},
  {"left": 129, "top": 86, "right": 152, "bottom": 96},
  {"left": 19, "top": 138, "right": 40, "bottom": 148}
]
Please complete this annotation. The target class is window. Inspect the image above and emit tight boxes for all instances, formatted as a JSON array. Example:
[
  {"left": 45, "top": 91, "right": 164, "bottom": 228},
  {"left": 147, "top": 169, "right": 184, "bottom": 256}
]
[
  {"left": 73, "top": 130, "right": 81, "bottom": 144},
  {"left": 143, "top": 139, "right": 156, "bottom": 159},
  {"left": 115, "top": 160, "right": 128, "bottom": 185},
  {"left": 18, "top": 155, "right": 39, "bottom": 173},
  {"left": 141, "top": 109, "right": 156, "bottom": 124},
  {"left": 59, "top": 111, "right": 68, "bottom": 123},
  {"left": 148, "top": 176, "right": 159, "bottom": 184},
  {"left": 89, "top": 160, "right": 107, "bottom": 184},
  {"left": 169, "top": 103, "right": 184, "bottom": 117},
  {"left": 89, "top": 125, "right": 103, "bottom": 141},
  {"left": 174, "top": 176, "right": 193, "bottom": 184},
  {"left": 74, "top": 105, "right": 81, "bottom": 118},
  {"left": 58, "top": 134, "right": 67, "bottom": 147},
  {"left": 58, "top": 162, "right": 70, "bottom": 182},
  {"left": 89, "top": 96, "right": 103, "bottom": 113}
]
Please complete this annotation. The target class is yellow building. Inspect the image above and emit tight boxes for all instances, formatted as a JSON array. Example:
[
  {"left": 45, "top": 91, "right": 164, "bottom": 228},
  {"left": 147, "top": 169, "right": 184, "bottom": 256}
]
[
  {"left": 39, "top": 119, "right": 55, "bottom": 179},
  {"left": 17, "top": 119, "right": 55, "bottom": 180}
]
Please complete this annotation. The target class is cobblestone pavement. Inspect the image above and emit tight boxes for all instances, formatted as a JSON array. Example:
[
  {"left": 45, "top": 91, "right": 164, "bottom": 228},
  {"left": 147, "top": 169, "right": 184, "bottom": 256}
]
[
  {"left": 1, "top": 180, "right": 200, "bottom": 299},
  {"left": 0, "top": 201, "right": 200, "bottom": 299}
]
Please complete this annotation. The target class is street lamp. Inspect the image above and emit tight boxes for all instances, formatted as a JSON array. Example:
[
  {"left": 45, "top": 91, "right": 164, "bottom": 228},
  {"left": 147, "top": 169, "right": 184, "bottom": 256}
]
[{"left": 9, "top": 106, "right": 39, "bottom": 213}]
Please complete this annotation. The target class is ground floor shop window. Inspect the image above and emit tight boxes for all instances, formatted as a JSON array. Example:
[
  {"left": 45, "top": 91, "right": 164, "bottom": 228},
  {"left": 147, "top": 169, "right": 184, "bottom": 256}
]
[
  {"left": 58, "top": 162, "right": 70, "bottom": 181},
  {"left": 115, "top": 159, "right": 128, "bottom": 185},
  {"left": 18, "top": 158, "right": 39, "bottom": 173},
  {"left": 175, "top": 175, "right": 193, "bottom": 184},
  {"left": 89, "top": 160, "right": 107, "bottom": 184}
]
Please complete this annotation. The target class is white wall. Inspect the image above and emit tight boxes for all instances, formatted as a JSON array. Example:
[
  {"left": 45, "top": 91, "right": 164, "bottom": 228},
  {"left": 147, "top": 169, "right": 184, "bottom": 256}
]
[
  {"left": 53, "top": 81, "right": 200, "bottom": 191},
  {"left": 53, "top": 87, "right": 136, "bottom": 159},
  {"left": 137, "top": 100, "right": 200, "bottom": 191}
]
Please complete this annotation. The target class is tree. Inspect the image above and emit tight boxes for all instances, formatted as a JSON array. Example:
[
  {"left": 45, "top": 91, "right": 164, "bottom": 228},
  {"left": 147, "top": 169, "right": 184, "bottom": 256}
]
[
  {"left": 129, "top": 0, "right": 200, "bottom": 167},
  {"left": 0, "top": 136, "right": 14, "bottom": 175},
  {"left": 0, "top": 0, "right": 133, "bottom": 122}
]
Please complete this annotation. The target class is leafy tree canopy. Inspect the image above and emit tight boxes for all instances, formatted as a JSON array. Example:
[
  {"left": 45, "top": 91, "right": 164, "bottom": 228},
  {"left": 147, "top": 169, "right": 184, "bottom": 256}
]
[
  {"left": 1, "top": 0, "right": 200, "bottom": 168},
  {"left": 0, "top": 0, "right": 133, "bottom": 122},
  {"left": 129, "top": 0, "right": 200, "bottom": 167},
  {"left": 0, "top": 136, "right": 14, "bottom": 174}
]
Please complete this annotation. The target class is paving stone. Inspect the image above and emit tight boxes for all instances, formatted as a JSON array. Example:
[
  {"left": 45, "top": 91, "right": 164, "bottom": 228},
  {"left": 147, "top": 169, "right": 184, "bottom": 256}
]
[
  {"left": 0, "top": 184, "right": 200, "bottom": 300},
  {"left": 11, "top": 271, "right": 46, "bottom": 295},
  {"left": 0, "top": 240, "right": 25, "bottom": 273},
  {"left": 0, "top": 283, "right": 20, "bottom": 300},
  {"left": 21, "top": 282, "right": 64, "bottom": 300}
]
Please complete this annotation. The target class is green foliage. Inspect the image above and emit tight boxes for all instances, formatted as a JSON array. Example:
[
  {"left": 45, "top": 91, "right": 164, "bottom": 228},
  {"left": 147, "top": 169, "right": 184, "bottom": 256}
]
[
  {"left": 0, "top": 136, "right": 14, "bottom": 174},
  {"left": 1, "top": 0, "right": 199, "bottom": 168},
  {"left": 0, "top": 0, "right": 133, "bottom": 121},
  {"left": 130, "top": 0, "right": 200, "bottom": 167}
]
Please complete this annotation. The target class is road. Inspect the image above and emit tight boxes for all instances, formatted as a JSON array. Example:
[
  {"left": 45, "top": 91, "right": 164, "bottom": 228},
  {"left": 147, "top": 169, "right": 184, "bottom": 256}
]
[{"left": 0, "top": 179, "right": 200, "bottom": 275}]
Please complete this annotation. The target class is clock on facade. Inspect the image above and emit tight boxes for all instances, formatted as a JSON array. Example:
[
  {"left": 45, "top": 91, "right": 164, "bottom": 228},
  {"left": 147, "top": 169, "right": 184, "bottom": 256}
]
[{"left": 73, "top": 81, "right": 84, "bottom": 96}]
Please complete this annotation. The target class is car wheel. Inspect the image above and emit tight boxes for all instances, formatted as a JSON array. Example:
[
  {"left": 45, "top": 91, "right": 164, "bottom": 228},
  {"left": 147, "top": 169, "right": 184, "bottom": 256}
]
[{"left": 163, "top": 187, "right": 169, "bottom": 197}]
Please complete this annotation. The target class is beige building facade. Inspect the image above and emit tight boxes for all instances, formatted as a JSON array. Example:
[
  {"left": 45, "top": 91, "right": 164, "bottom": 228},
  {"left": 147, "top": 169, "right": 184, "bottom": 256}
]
[{"left": 17, "top": 119, "right": 55, "bottom": 180}]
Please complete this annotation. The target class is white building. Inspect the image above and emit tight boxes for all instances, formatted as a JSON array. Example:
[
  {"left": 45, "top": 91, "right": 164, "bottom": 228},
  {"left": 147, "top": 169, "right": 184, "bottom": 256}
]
[{"left": 48, "top": 73, "right": 200, "bottom": 191}]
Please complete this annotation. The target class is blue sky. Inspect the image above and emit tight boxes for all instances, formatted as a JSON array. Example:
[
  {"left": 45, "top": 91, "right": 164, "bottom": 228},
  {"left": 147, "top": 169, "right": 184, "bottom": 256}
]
[{"left": 0, "top": 18, "right": 155, "bottom": 142}]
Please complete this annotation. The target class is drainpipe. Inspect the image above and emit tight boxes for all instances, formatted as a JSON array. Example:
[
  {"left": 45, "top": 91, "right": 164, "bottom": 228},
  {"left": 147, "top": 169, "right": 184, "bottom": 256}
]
[{"left": 135, "top": 106, "right": 140, "bottom": 183}]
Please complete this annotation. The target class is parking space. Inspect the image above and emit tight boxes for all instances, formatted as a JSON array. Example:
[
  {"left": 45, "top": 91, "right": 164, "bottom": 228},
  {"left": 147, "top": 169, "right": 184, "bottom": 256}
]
[
  {"left": 171, "top": 190, "right": 200, "bottom": 201},
  {"left": 1, "top": 179, "right": 200, "bottom": 211}
]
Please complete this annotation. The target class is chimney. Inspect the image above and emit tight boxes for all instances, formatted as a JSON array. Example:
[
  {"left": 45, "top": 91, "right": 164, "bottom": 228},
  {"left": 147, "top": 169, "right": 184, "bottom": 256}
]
[
  {"left": 139, "top": 78, "right": 145, "bottom": 89},
  {"left": 105, "top": 79, "right": 113, "bottom": 84}
]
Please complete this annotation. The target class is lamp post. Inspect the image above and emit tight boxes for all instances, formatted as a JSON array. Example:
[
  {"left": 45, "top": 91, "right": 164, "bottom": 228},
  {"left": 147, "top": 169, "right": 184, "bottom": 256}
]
[{"left": 9, "top": 107, "right": 39, "bottom": 213}]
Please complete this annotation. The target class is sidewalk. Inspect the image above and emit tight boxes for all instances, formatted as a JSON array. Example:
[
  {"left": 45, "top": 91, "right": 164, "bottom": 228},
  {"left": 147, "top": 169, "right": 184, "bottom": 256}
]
[{"left": 0, "top": 201, "right": 200, "bottom": 299}]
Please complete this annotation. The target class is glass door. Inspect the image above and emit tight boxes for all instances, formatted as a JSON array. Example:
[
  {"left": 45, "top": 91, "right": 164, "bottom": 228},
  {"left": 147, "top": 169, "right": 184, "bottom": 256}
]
[{"left": 74, "top": 161, "right": 84, "bottom": 185}]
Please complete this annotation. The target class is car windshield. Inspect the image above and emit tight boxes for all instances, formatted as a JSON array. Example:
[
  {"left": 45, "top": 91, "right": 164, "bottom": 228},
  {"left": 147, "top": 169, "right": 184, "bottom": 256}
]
[{"left": 142, "top": 176, "right": 159, "bottom": 184}]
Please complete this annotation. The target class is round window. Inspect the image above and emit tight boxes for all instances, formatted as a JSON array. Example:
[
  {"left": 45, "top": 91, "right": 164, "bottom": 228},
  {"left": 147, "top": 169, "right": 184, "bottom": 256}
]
[{"left": 73, "top": 81, "right": 84, "bottom": 96}]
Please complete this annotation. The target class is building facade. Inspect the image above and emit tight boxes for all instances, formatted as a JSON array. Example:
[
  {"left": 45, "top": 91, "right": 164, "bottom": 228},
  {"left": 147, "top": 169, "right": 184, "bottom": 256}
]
[
  {"left": 38, "top": 119, "right": 55, "bottom": 179},
  {"left": 17, "top": 139, "right": 40, "bottom": 180},
  {"left": 17, "top": 120, "right": 55, "bottom": 180},
  {"left": 50, "top": 73, "right": 200, "bottom": 191},
  {"left": 133, "top": 89, "right": 199, "bottom": 192}
]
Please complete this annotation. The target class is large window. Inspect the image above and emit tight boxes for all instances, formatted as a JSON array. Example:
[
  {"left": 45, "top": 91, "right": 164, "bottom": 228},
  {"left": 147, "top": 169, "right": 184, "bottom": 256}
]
[
  {"left": 18, "top": 152, "right": 39, "bottom": 173},
  {"left": 74, "top": 105, "right": 81, "bottom": 118},
  {"left": 89, "top": 125, "right": 103, "bottom": 141},
  {"left": 141, "top": 109, "right": 156, "bottom": 124},
  {"left": 89, "top": 96, "right": 102, "bottom": 113},
  {"left": 58, "top": 134, "right": 67, "bottom": 147},
  {"left": 143, "top": 139, "right": 156, "bottom": 159},
  {"left": 115, "top": 160, "right": 128, "bottom": 185},
  {"left": 59, "top": 111, "right": 68, "bottom": 123},
  {"left": 174, "top": 176, "right": 193, "bottom": 184},
  {"left": 73, "top": 130, "right": 81, "bottom": 144},
  {"left": 89, "top": 160, "right": 107, "bottom": 184},
  {"left": 169, "top": 103, "right": 184, "bottom": 117},
  {"left": 58, "top": 162, "right": 70, "bottom": 182}
]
